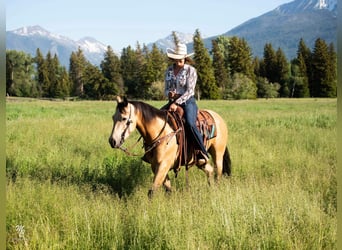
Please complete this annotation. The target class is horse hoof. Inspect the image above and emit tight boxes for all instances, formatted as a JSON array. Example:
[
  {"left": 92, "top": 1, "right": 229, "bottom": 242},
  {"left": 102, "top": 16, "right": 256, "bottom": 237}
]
[{"left": 148, "top": 189, "right": 154, "bottom": 199}]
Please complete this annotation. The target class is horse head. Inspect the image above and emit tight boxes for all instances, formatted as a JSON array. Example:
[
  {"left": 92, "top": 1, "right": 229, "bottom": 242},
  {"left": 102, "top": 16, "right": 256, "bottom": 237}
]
[{"left": 108, "top": 96, "right": 136, "bottom": 148}]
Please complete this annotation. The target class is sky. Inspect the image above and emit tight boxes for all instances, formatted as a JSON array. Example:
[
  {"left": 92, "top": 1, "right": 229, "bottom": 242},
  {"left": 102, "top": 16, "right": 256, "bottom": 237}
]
[{"left": 6, "top": 0, "right": 291, "bottom": 51}]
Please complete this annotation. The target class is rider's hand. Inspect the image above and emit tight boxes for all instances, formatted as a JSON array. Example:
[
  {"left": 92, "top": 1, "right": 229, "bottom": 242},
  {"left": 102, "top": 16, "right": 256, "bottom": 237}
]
[
  {"left": 169, "top": 103, "right": 178, "bottom": 112},
  {"left": 168, "top": 91, "right": 176, "bottom": 99}
]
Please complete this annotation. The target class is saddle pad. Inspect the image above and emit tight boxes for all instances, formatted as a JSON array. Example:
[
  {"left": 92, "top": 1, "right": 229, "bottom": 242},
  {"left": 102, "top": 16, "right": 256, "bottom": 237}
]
[{"left": 196, "top": 110, "right": 217, "bottom": 140}]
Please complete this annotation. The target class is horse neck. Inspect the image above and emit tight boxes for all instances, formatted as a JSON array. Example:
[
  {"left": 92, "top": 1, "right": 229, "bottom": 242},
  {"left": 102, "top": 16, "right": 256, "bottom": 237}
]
[{"left": 134, "top": 107, "right": 170, "bottom": 144}]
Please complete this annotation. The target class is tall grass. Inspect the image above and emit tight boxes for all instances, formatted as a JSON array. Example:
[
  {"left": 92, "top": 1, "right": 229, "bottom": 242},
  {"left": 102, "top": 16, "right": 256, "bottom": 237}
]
[{"left": 6, "top": 98, "right": 336, "bottom": 249}]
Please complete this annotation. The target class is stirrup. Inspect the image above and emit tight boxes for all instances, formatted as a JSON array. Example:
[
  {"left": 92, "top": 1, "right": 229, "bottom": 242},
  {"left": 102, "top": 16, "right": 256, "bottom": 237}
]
[{"left": 197, "top": 151, "right": 208, "bottom": 166}]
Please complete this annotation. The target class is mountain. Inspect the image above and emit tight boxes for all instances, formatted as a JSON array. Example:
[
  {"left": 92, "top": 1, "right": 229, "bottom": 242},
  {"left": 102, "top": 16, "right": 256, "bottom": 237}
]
[
  {"left": 147, "top": 31, "right": 194, "bottom": 51},
  {"left": 201, "top": 0, "right": 337, "bottom": 59},
  {"left": 6, "top": 0, "right": 337, "bottom": 65},
  {"left": 6, "top": 25, "right": 108, "bottom": 67}
]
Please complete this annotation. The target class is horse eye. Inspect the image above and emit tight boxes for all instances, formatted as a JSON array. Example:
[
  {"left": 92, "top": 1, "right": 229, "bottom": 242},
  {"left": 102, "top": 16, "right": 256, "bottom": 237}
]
[{"left": 122, "top": 117, "right": 127, "bottom": 121}]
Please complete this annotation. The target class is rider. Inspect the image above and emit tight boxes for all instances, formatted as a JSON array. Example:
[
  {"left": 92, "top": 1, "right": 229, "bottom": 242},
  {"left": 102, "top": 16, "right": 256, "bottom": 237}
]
[{"left": 164, "top": 43, "right": 209, "bottom": 165}]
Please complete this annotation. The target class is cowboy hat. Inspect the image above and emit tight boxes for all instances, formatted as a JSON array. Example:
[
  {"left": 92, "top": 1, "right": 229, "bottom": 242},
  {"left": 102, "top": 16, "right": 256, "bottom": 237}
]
[{"left": 166, "top": 43, "right": 194, "bottom": 60}]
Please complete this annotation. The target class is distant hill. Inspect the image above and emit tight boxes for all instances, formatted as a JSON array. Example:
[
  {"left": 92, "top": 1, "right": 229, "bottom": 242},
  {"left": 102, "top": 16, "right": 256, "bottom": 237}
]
[
  {"left": 146, "top": 31, "right": 194, "bottom": 51},
  {"left": 6, "top": 0, "right": 337, "bottom": 66},
  {"left": 200, "top": 0, "right": 337, "bottom": 59},
  {"left": 6, "top": 25, "right": 109, "bottom": 67}
]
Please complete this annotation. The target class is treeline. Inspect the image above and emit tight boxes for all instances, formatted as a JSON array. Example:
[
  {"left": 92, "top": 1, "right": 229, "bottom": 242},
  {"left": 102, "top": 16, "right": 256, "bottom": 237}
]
[{"left": 6, "top": 30, "right": 337, "bottom": 100}]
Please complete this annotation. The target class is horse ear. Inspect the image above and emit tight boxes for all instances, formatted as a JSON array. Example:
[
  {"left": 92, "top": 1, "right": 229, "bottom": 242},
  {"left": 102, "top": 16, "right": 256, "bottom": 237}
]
[
  {"left": 116, "top": 95, "right": 123, "bottom": 103},
  {"left": 123, "top": 96, "right": 128, "bottom": 106},
  {"left": 116, "top": 96, "right": 128, "bottom": 105}
]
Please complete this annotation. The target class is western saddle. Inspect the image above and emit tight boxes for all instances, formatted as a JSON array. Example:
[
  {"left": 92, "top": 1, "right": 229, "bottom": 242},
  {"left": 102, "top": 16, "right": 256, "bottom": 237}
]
[{"left": 167, "top": 106, "right": 217, "bottom": 174}]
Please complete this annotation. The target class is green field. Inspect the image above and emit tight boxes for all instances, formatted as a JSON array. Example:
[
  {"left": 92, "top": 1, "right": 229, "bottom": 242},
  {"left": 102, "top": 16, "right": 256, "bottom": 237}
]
[{"left": 6, "top": 98, "right": 336, "bottom": 249}]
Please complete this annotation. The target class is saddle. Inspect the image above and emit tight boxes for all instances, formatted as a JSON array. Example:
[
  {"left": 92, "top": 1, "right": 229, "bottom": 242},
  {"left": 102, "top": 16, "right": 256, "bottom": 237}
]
[{"left": 168, "top": 106, "right": 217, "bottom": 174}]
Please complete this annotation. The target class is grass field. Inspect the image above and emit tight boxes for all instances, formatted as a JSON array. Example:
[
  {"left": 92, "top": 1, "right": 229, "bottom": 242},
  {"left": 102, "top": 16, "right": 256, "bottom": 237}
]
[{"left": 6, "top": 98, "right": 336, "bottom": 249}]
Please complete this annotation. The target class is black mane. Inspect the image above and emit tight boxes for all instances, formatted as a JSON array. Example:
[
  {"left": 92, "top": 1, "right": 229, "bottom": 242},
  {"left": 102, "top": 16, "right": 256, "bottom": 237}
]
[{"left": 130, "top": 101, "right": 167, "bottom": 123}]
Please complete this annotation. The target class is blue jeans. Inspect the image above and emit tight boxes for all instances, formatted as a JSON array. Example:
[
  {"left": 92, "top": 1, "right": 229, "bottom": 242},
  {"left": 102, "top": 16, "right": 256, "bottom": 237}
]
[{"left": 180, "top": 96, "right": 208, "bottom": 157}]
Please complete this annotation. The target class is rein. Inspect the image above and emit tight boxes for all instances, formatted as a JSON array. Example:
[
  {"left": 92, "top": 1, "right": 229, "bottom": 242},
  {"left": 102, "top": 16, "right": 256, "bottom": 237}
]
[{"left": 118, "top": 109, "right": 182, "bottom": 158}]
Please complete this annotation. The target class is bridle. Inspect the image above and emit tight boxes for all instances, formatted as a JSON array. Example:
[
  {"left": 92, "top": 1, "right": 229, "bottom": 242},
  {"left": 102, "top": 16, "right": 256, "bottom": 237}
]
[
  {"left": 117, "top": 106, "right": 181, "bottom": 157},
  {"left": 119, "top": 104, "right": 133, "bottom": 147}
]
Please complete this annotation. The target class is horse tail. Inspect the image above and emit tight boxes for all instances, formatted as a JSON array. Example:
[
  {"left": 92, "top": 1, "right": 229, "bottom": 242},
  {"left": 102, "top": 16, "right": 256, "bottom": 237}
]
[{"left": 222, "top": 147, "right": 231, "bottom": 176}]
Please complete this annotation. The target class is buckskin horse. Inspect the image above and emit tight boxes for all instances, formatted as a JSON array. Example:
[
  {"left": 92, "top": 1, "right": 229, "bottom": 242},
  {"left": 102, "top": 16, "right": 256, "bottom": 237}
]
[{"left": 108, "top": 96, "right": 231, "bottom": 197}]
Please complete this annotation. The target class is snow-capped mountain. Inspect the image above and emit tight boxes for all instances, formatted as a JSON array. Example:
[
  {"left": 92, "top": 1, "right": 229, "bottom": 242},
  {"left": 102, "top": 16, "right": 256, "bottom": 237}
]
[
  {"left": 201, "top": 0, "right": 337, "bottom": 59},
  {"left": 6, "top": 0, "right": 337, "bottom": 65},
  {"left": 147, "top": 31, "right": 194, "bottom": 51},
  {"left": 6, "top": 25, "right": 108, "bottom": 67},
  {"left": 276, "top": 0, "right": 337, "bottom": 15}
]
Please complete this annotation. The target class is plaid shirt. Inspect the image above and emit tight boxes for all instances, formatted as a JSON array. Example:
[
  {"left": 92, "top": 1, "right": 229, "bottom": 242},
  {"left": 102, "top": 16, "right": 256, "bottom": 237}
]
[{"left": 164, "top": 64, "right": 197, "bottom": 105}]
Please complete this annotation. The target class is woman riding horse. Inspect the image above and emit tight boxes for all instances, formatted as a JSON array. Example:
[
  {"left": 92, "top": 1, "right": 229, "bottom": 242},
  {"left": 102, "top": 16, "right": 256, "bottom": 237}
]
[{"left": 109, "top": 96, "right": 231, "bottom": 197}]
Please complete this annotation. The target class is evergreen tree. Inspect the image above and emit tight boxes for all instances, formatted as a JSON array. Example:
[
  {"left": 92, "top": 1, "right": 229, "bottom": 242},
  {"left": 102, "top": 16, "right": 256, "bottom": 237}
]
[
  {"left": 252, "top": 57, "right": 261, "bottom": 79},
  {"left": 120, "top": 43, "right": 147, "bottom": 98},
  {"left": 211, "top": 39, "right": 229, "bottom": 98},
  {"left": 227, "top": 36, "right": 255, "bottom": 81},
  {"left": 6, "top": 50, "right": 37, "bottom": 97},
  {"left": 133, "top": 42, "right": 146, "bottom": 98},
  {"left": 55, "top": 67, "right": 71, "bottom": 98},
  {"left": 215, "top": 36, "right": 230, "bottom": 71},
  {"left": 140, "top": 44, "right": 153, "bottom": 98},
  {"left": 275, "top": 48, "right": 290, "bottom": 97},
  {"left": 262, "top": 43, "right": 277, "bottom": 83},
  {"left": 291, "top": 39, "right": 311, "bottom": 97},
  {"left": 288, "top": 61, "right": 310, "bottom": 98},
  {"left": 120, "top": 46, "right": 137, "bottom": 97},
  {"left": 297, "top": 38, "right": 312, "bottom": 83},
  {"left": 83, "top": 62, "right": 109, "bottom": 99},
  {"left": 34, "top": 48, "right": 48, "bottom": 96},
  {"left": 327, "top": 42, "right": 337, "bottom": 96},
  {"left": 69, "top": 47, "right": 87, "bottom": 97},
  {"left": 40, "top": 51, "right": 53, "bottom": 97},
  {"left": 311, "top": 38, "right": 336, "bottom": 97},
  {"left": 193, "top": 29, "right": 219, "bottom": 99},
  {"left": 101, "top": 45, "right": 124, "bottom": 96},
  {"left": 142, "top": 43, "right": 167, "bottom": 99}
]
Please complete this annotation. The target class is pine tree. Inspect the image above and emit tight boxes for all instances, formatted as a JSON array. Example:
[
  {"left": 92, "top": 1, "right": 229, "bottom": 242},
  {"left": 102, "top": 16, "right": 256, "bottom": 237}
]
[
  {"left": 327, "top": 42, "right": 337, "bottom": 97},
  {"left": 69, "top": 47, "right": 87, "bottom": 97},
  {"left": 101, "top": 46, "right": 124, "bottom": 96},
  {"left": 215, "top": 36, "right": 230, "bottom": 71},
  {"left": 291, "top": 39, "right": 310, "bottom": 97},
  {"left": 211, "top": 39, "right": 229, "bottom": 97},
  {"left": 41, "top": 51, "right": 54, "bottom": 97},
  {"left": 6, "top": 50, "right": 37, "bottom": 97},
  {"left": 55, "top": 67, "right": 71, "bottom": 98},
  {"left": 193, "top": 29, "right": 219, "bottom": 99},
  {"left": 227, "top": 36, "right": 255, "bottom": 81},
  {"left": 141, "top": 43, "right": 167, "bottom": 99},
  {"left": 262, "top": 43, "right": 277, "bottom": 83},
  {"left": 83, "top": 62, "right": 109, "bottom": 99},
  {"left": 275, "top": 48, "right": 290, "bottom": 97},
  {"left": 34, "top": 48, "right": 49, "bottom": 97},
  {"left": 311, "top": 38, "right": 336, "bottom": 97},
  {"left": 297, "top": 38, "right": 312, "bottom": 81},
  {"left": 120, "top": 46, "right": 137, "bottom": 97}
]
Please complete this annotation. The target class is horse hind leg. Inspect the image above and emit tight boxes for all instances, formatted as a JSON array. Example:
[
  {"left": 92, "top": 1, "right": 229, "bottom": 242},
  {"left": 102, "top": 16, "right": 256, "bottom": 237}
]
[
  {"left": 211, "top": 146, "right": 232, "bottom": 182},
  {"left": 197, "top": 162, "right": 214, "bottom": 186}
]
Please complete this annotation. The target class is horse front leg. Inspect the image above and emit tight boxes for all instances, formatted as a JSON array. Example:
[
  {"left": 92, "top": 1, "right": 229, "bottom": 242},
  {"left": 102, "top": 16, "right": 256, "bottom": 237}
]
[{"left": 148, "top": 163, "right": 171, "bottom": 198}]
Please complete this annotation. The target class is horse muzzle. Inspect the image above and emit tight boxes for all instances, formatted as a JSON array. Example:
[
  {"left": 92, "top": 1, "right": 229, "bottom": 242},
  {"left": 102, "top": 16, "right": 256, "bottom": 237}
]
[{"left": 108, "top": 137, "right": 120, "bottom": 148}]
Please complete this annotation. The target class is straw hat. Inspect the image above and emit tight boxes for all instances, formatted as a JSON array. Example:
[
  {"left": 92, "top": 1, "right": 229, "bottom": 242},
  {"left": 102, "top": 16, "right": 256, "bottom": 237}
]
[{"left": 166, "top": 43, "right": 194, "bottom": 60}]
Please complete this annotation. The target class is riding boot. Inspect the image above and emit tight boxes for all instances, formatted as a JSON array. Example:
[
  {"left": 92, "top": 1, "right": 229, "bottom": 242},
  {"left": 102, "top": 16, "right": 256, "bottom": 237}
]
[{"left": 197, "top": 150, "right": 209, "bottom": 166}]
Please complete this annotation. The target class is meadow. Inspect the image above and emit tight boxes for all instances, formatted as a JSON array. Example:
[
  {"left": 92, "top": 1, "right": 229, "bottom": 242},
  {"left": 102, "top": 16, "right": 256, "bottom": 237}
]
[{"left": 6, "top": 98, "right": 336, "bottom": 249}]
